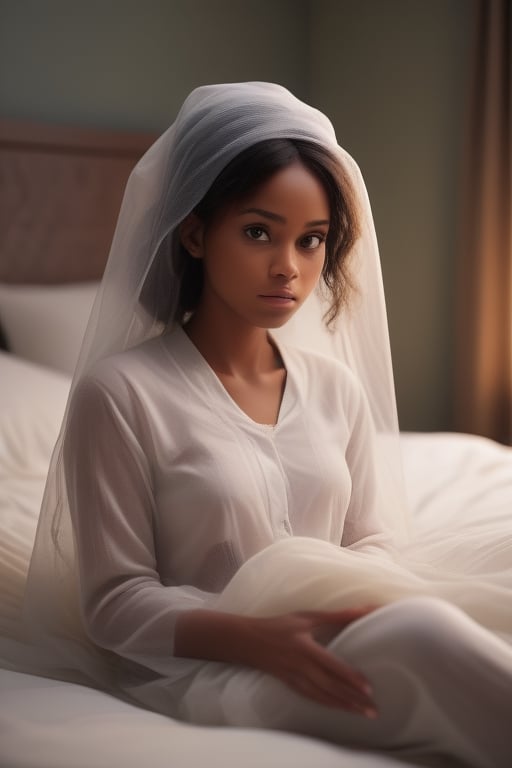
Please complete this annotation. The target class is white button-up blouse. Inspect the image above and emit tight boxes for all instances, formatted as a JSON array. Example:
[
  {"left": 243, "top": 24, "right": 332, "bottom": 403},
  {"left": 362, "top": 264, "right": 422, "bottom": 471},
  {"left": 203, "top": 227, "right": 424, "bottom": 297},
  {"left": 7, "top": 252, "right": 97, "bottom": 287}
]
[{"left": 64, "top": 326, "right": 386, "bottom": 675}]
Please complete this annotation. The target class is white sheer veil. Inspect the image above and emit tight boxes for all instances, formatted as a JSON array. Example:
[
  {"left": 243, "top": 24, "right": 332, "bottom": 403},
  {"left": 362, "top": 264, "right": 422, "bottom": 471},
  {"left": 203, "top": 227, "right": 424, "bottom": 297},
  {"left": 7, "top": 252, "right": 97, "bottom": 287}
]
[{"left": 21, "top": 82, "right": 409, "bottom": 688}]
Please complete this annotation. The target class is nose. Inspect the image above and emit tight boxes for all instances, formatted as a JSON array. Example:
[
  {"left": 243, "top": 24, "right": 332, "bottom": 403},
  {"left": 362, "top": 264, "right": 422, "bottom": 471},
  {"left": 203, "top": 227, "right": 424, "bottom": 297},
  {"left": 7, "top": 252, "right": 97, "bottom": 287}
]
[{"left": 269, "top": 243, "right": 299, "bottom": 279}]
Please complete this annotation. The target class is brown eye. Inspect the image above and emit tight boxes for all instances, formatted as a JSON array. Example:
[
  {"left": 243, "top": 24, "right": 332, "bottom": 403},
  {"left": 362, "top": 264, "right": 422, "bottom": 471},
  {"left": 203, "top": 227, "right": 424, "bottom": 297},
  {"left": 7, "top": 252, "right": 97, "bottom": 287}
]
[
  {"left": 300, "top": 234, "right": 325, "bottom": 250},
  {"left": 245, "top": 226, "right": 270, "bottom": 241}
]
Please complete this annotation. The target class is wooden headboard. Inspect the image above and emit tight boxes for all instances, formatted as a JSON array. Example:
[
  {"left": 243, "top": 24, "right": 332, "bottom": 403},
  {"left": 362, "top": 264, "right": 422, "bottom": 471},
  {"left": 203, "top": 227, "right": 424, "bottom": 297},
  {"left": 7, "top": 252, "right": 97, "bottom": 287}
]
[{"left": 0, "top": 120, "right": 156, "bottom": 284}]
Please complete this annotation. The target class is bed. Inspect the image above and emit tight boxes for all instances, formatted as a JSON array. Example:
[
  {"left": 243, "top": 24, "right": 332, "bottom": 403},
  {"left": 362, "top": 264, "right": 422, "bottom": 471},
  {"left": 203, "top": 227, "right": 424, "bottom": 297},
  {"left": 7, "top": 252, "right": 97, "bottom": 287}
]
[{"left": 1, "top": 118, "right": 511, "bottom": 768}]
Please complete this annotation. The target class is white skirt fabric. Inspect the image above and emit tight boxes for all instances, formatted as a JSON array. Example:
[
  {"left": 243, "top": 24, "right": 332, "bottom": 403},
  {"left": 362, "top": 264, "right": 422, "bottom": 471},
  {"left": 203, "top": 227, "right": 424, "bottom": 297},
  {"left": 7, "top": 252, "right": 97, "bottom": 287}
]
[
  {"left": 124, "top": 534, "right": 512, "bottom": 768},
  {"left": 215, "top": 535, "right": 512, "bottom": 640}
]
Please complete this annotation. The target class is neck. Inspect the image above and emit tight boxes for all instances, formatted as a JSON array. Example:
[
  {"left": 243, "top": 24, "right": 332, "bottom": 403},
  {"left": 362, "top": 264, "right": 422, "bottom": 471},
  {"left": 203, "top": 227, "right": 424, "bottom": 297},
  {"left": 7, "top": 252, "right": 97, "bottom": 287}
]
[{"left": 183, "top": 308, "right": 280, "bottom": 379}]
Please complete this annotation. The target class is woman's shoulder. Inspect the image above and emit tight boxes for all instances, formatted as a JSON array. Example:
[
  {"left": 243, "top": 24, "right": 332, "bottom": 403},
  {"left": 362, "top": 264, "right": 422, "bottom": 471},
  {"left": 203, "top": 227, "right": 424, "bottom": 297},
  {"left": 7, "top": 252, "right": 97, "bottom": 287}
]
[
  {"left": 65, "top": 330, "right": 194, "bottom": 449},
  {"left": 71, "top": 331, "right": 183, "bottom": 414},
  {"left": 79, "top": 337, "right": 162, "bottom": 388}
]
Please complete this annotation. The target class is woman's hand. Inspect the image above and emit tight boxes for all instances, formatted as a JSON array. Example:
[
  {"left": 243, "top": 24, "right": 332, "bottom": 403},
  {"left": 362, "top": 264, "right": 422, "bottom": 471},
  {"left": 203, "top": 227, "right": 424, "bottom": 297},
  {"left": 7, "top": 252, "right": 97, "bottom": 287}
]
[
  {"left": 240, "top": 609, "right": 378, "bottom": 717},
  {"left": 175, "top": 607, "right": 378, "bottom": 717}
]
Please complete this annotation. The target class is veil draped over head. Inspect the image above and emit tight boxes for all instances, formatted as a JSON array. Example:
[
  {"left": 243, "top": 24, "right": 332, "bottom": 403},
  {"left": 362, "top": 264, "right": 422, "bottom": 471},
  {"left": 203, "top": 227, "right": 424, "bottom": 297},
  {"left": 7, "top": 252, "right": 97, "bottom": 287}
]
[{"left": 20, "top": 82, "right": 409, "bottom": 688}]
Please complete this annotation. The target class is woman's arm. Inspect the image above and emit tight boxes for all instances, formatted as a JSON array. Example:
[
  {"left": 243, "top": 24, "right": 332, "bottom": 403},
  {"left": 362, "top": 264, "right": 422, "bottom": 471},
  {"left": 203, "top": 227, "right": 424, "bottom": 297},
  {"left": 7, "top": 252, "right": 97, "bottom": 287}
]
[
  {"left": 64, "top": 374, "right": 213, "bottom": 672},
  {"left": 341, "top": 377, "right": 399, "bottom": 552},
  {"left": 175, "top": 608, "right": 377, "bottom": 716}
]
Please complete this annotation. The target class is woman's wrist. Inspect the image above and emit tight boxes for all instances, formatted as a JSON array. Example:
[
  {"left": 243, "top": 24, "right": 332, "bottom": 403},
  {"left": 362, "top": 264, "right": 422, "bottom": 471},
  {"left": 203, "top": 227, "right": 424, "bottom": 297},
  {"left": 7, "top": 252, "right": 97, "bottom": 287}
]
[{"left": 174, "top": 609, "right": 257, "bottom": 666}]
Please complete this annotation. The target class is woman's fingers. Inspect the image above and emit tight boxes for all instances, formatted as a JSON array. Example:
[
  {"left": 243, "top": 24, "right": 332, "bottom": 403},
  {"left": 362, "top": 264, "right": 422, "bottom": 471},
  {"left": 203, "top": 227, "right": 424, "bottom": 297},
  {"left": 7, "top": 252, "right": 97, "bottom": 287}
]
[
  {"left": 245, "top": 611, "right": 379, "bottom": 716},
  {"left": 288, "top": 652, "right": 377, "bottom": 717},
  {"left": 307, "top": 637, "right": 375, "bottom": 704},
  {"left": 298, "top": 613, "right": 378, "bottom": 715},
  {"left": 272, "top": 628, "right": 376, "bottom": 714},
  {"left": 289, "top": 673, "right": 377, "bottom": 717}
]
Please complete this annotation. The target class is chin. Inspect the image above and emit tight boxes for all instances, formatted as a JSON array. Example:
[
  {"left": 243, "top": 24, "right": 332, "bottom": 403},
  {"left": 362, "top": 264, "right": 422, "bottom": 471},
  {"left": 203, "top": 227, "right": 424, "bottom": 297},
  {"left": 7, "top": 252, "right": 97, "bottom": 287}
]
[
  {"left": 252, "top": 312, "right": 296, "bottom": 330},
  {"left": 263, "top": 318, "right": 293, "bottom": 329},
  {"left": 267, "top": 305, "right": 302, "bottom": 329},
  {"left": 246, "top": 304, "right": 302, "bottom": 330}
]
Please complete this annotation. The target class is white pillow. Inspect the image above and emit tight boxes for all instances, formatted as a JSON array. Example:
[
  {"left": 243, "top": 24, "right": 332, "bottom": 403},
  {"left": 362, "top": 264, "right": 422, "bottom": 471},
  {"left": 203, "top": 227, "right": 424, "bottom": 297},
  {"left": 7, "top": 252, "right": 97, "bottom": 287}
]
[
  {"left": 0, "top": 354, "right": 70, "bottom": 645},
  {"left": 0, "top": 282, "right": 99, "bottom": 374},
  {"left": 0, "top": 352, "right": 70, "bottom": 474}
]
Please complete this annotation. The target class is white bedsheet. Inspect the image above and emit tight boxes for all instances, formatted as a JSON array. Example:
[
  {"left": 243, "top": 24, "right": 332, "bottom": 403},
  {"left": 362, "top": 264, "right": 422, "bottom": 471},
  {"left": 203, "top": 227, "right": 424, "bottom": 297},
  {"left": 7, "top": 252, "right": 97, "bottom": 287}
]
[
  {"left": 401, "top": 431, "right": 512, "bottom": 528},
  {"left": 0, "top": 668, "right": 407, "bottom": 768}
]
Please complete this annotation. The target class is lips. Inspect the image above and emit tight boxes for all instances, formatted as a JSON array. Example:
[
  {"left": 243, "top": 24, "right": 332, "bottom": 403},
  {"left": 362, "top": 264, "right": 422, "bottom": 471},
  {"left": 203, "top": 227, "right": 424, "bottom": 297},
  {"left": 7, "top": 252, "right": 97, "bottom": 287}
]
[{"left": 259, "top": 291, "right": 296, "bottom": 300}]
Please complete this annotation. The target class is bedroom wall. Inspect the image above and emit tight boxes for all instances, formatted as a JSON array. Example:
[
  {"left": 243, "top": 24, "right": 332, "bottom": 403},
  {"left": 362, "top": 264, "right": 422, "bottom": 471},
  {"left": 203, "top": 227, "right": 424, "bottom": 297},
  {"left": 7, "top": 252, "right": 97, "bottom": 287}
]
[
  {"left": 0, "top": 0, "right": 474, "bottom": 432},
  {"left": 308, "top": 0, "right": 474, "bottom": 432},
  {"left": 0, "top": 0, "right": 309, "bottom": 130}
]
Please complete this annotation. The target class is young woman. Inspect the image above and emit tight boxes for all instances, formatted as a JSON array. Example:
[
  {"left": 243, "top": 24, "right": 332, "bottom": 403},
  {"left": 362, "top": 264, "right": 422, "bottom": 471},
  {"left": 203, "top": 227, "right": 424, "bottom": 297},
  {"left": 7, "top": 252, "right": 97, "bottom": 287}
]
[{"left": 25, "top": 83, "right": 512, "bottom": 767}]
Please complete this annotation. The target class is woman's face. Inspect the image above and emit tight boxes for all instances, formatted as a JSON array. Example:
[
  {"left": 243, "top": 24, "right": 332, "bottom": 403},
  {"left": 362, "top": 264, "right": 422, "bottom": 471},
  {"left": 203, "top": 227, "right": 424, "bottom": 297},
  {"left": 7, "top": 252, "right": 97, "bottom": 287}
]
[{"left": 183, "top": 161, "right": 330, "bottom": 330}]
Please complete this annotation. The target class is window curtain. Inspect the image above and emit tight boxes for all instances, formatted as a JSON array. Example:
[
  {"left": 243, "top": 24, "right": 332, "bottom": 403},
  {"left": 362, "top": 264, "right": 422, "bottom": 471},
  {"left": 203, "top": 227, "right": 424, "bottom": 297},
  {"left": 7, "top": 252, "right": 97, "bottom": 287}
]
[{"left": 455, "top": 0, "right": 511, "bottom": 444}]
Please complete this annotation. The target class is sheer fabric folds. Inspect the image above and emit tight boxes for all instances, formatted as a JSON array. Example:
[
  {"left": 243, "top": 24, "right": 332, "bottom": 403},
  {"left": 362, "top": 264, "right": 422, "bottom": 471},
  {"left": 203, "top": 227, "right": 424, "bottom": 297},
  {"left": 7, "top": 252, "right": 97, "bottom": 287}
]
[{"left": 14, "top": 83, "right": 511, "bottom": 716}]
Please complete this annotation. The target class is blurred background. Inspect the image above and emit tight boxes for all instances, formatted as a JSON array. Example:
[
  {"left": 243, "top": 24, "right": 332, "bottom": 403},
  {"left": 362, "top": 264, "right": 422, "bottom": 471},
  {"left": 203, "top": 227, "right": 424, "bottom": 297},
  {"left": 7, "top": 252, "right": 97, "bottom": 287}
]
[{"left": 1, "top": 0, "right": 510, "bottom": 439}]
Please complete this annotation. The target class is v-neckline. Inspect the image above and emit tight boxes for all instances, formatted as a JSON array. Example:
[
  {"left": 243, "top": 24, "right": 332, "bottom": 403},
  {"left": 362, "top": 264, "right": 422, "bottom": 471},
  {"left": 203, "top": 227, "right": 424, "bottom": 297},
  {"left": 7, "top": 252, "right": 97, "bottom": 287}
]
[{"left": 168, "top": 325, "right": 293, "bottom": 431}]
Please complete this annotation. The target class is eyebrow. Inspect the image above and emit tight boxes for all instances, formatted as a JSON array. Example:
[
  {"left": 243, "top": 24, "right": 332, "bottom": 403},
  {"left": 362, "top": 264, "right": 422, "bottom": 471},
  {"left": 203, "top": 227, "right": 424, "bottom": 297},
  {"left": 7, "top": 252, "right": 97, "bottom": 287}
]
[{"left": 239, "top": 207, "right": 329, "bottom": 228}]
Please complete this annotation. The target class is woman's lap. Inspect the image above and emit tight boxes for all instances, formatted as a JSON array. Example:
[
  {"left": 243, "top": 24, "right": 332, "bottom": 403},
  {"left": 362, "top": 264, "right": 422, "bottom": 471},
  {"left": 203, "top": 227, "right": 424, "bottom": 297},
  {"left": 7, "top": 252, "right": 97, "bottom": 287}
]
[{"left": 178, "top": 597, "right": 512, "bottom": 768}]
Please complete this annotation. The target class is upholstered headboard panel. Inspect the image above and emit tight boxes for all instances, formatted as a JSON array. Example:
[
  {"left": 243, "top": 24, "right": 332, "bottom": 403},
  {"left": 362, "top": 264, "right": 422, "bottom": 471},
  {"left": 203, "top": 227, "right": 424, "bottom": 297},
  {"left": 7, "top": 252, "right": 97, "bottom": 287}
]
[{"left": 0, "top": 119, "right": 156, "bottom": 284}]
